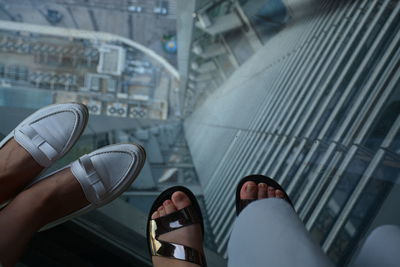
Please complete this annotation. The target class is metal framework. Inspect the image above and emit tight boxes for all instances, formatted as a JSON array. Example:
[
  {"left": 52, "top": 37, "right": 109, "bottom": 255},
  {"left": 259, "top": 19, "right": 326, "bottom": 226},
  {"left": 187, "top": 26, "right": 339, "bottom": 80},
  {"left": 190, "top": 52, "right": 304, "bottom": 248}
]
[{"left": 188, "top": 0, "right": 400, "bottom": 264}]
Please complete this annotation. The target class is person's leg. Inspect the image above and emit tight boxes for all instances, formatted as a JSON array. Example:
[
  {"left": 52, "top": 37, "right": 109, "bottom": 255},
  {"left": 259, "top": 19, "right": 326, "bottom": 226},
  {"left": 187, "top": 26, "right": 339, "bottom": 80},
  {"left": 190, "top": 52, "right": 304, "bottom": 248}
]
[
  {"left": 351, "top": 225, "right": 400, "bottom": 267},
  {"left": 0, "top": 139, "right": 44, "bottom": 203},
  {"left": 0, "top": 142, "right": 145, "bottom": 267},
  {"left": 0, "top": 168, "right": 89, "bottom": 267},
  {"left": 228, "top": 181, "right": 333, "bottom": 267}
]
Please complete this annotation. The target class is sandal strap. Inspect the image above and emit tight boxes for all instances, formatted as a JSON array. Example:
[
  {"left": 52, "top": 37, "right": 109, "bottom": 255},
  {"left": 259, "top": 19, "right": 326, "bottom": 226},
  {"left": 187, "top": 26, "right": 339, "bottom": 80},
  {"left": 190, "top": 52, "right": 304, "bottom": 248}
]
[
  {"left": 153, "top": 205, "right": 201, "bottom": 236},
  {"left": 149, "top": 220, "right": 207, "bottom": 266},
  {"left": 152, "top": 239, "right": 207, "bottom": 266}
]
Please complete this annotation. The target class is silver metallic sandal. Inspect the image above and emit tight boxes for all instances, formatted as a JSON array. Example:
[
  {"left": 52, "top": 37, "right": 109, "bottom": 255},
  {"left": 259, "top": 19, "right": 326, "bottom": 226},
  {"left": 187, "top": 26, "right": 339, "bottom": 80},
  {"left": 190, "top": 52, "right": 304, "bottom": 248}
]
[{"left": 147, "top": 186, "right": 207, "bottom": 266}]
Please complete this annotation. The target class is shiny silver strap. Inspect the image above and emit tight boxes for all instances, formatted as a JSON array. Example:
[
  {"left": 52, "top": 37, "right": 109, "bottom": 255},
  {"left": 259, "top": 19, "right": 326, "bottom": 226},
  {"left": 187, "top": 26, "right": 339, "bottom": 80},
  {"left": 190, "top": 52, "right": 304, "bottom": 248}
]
[
  {"left": 154, "top": 205, "right": 201, "bottom": 236},
  {"left": 149, "top": 218, "right": 207, "bottom": 266}
]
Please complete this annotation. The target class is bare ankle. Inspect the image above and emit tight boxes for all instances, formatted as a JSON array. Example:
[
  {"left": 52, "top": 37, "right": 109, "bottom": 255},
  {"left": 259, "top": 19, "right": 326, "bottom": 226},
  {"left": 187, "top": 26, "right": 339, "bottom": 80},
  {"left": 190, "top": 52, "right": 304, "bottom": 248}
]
[
  {"left": 2, "top": 189, "right": 51, "bottom": 232},
  {"left": 0, "top": 140, "right": 44, "bottom": 203}
]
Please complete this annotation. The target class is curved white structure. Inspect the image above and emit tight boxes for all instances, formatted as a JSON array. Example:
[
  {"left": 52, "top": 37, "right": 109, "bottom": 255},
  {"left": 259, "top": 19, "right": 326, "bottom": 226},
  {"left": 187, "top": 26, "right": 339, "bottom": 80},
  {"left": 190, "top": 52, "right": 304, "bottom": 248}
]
[{"left": 0, "top": 20, "right": 180, "bottom": 80}]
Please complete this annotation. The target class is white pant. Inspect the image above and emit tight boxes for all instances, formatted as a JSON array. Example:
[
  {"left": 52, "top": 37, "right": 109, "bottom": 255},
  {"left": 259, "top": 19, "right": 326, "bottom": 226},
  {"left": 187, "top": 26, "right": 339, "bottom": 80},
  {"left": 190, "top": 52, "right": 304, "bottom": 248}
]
[
  {"left": 351, "top": 225, "right": 400, "bottom": 267},
  {"left": 228, "top": 198, "right": 400, "bottom": 267},
  {"left": 228, "top": 198, "right": 333, "bottom": 267}
]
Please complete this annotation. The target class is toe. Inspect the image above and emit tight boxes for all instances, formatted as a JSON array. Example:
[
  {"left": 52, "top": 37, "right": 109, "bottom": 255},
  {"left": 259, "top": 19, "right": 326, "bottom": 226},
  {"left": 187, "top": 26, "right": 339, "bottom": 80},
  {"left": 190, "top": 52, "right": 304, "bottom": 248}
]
[
  {"left": 267, "top": 186, "right": 276, "bottom": 197},
  {"left": 171, "top": 191, "right": 192, "bottom": 210},
  {"left": 158, "top": 205, "right": 166, "bottom": 217},
  {"left": 151, "top": 211, "right": 159, "bottom": 219},
  {"left": 163, "top": 199, "right": 177, "bottom": 214},
  {"left": 257, "top": 183, "right": 268, "bottom": 199},
  {"left": 276, "top": 190, "right": 285, "bottom": 199},
  {"left": 240, "top": 181, "right": 257, "bottom": 200}
]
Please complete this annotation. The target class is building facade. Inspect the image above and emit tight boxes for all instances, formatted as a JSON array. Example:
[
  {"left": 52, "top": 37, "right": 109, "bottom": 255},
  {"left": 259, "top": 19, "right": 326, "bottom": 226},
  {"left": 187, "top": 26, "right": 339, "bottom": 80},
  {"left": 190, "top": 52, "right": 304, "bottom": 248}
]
[{"left": 182, "top": 0, "right": 400, "bottom": 265}]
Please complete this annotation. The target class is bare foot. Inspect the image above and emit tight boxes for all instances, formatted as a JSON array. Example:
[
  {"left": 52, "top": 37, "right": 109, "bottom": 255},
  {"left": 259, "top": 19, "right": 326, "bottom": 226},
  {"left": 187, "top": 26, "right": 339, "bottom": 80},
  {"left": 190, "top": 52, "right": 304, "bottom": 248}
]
[
  {"left": 0, "top": 139, "right": 44, "bottom": 204},
  {"left": 151, "top": 191, "right": 204, "bottom": 267},
  {"left": 240, "top": 181, "right": 286, "bottom": 202}
]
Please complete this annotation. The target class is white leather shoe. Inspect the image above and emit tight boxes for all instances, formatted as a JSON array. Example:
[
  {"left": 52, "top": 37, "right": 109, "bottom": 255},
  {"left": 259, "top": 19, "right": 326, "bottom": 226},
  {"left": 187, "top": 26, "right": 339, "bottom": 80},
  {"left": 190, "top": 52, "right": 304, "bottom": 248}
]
[
  {"left": 0, "top": 103, "right": 88, "bottom": 168},
  {"left": 39, "top": 143, "right": 146, "bottom": 230}
]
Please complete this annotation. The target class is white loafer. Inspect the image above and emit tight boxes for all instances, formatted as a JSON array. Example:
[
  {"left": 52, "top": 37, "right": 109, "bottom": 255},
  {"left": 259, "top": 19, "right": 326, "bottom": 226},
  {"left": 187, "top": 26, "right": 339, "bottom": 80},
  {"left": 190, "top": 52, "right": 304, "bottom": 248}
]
[
  {"left": 0, "top": 103, "right": 88, "bottom": 168},
  {"left": 38, "top": 143, "right": 146, "bottom": 230}
]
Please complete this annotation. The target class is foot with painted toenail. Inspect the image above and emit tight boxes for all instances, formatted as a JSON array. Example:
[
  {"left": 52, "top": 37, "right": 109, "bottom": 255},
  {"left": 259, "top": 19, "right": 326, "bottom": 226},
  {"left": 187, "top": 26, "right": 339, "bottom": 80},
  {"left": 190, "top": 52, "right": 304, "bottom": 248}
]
[
  {"left": 241, "top": 181, "right": 286, "bottom": 202},
  {"left": 235, "top": 175, "right": 293, "bottom": 215},
  {"left": 149, "top": 188, "right": 206, "bottom": 267}
]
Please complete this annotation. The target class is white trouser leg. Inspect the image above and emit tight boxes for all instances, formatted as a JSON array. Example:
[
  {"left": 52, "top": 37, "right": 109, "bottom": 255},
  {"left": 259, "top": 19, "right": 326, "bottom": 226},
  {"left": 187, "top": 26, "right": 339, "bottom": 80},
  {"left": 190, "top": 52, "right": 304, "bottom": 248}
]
[
  {"left": 351, "top": 225, "right": 400, "bottom": 267},
  {"left": 228, "top": 198, "right": 333, "bottom": 267}
]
